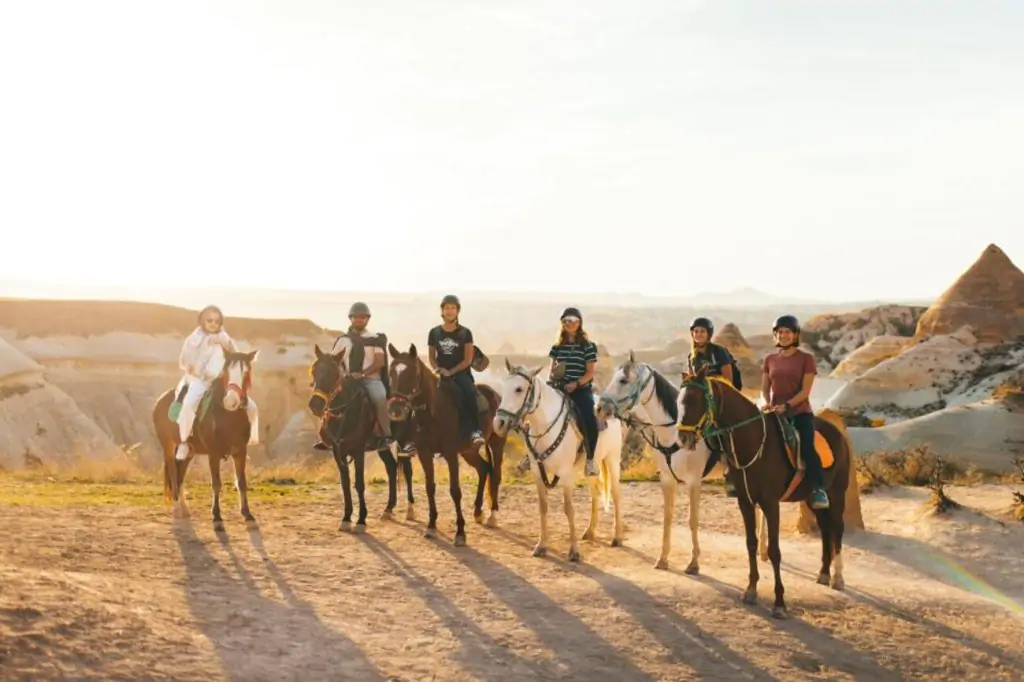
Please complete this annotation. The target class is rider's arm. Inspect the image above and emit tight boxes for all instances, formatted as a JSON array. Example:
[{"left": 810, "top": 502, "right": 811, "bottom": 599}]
[
  {"left": 179, "top": 331, "right": 204, "bottom": 375},
  {"left": 760, "top": 357, "right": 772, "bottom": 405},
  {"left": 450, "top": 340, "right": 474, "bottom": 374},
  {"left": 577, "top": 342, "right": 597, "bottom": 387},
  {"left": 784, "top": 354, "right": 817, "bottom": 408},
  {"left": 360, "top": 347, "right": 385, "bottom": 379},
  {"left": 428, "top": 345, "right": 440, "bottom": 373}
]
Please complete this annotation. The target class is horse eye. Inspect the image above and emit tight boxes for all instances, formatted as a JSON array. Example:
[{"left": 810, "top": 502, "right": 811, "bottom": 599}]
[
  {"left": 515, "top": 387, "right": 523, "bottom": 393},
  {"left": 619, "top": 377, "right": 627, "bottom": 384}
]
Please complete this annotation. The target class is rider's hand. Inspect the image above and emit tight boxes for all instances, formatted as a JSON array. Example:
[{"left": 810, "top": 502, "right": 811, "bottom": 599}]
[
  {"left": 438, "top": 368, "right": 450, "bottom": 377},
  {"left": 565, "top": 381, "right": 578, "bottom": 393}
]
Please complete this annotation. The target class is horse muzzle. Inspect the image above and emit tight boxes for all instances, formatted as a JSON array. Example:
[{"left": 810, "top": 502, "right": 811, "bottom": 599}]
[
  {"left": 386, "top": 397, "right": 410, "bottom": 421},
  {"left": 595, "top": 398, "right": 616, "bottom": 420},
  {"left": 676, "top": 428, "right": 698, "bottom": 450},
  {"left": 222, "top": 392, "right": 242, "bottom": 411},
  {"left": 492, "top": 414, "right": 512, "bottom": 437},
  {"left": 308, "top": 394, "right": 327, "bottom": 418}
]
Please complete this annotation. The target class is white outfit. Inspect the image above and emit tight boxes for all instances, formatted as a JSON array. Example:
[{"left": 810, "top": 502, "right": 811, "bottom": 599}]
[{"left": 175, "top": 327, "right": 259, "bottom": 460}]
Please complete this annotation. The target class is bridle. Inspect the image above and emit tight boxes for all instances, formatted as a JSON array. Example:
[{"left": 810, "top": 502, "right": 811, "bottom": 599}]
[
  {"left": 599, "top": 362, "right": 673, "bottom": 430},
  {"left": 496, "top": 367, "right": 575, "bottom": 487},
  {"left": 386, "top": 357, "right": 427, "bottom": 419},
  {"left": 222, "top": 355, "right": 252, "bottom": 405}
]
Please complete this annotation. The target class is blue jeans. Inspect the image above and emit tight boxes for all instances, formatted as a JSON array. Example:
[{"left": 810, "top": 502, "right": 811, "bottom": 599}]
[
  {"left": 791, "top": 413, "right": 824, "bottom": 489},
  {"left": 569, "top": 385, "right": 598, "bottom": 460}
]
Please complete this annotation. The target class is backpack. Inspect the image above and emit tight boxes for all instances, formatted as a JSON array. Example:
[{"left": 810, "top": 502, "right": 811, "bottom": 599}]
[
  {"left": 688, "top": 343, "right": 743, "bottom": 390},
  {"left": 458, "top": 327, "right": 490, "bottom": 371}
]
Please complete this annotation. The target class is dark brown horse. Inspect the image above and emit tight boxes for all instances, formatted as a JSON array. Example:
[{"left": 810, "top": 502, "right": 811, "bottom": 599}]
[
  {"left": 307, "top": 345, "right": 414, "bottom": 531},
  {"left": 153, "top": 349, "right": 259, "bottom": 531},
  {"left": 676, "top": 365, "right": 852, "bottom": 619},
  {"left": 386, "top": 343, "right": 506, "bottom": 546}
]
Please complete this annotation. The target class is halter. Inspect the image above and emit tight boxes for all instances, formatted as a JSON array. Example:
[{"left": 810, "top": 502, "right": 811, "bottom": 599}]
[
  {"left": 386, "top": 358, "right": 427, "bottom": 418},
  {"left": 677, "top": 374, "right": 768, "bottom": 505},
  {"left": 222, "top": 356, "right": 252, "bottom": 404},
  {"left": 497, "top": 368, "right": 575, "bottom": 483}
]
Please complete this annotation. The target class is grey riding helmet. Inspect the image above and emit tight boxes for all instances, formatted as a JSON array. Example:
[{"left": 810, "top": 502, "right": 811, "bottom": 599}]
[{"left": 349, "top": 301, "right": 371, "bottom": 317}]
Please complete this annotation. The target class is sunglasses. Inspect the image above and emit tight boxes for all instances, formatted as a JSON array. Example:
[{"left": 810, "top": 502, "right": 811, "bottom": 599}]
[
  {"left": 561, "top": 317, "right": 580, "bottom": 324},
  {"left": 204, "top": 318, "right": 223, "bottom": 325}
]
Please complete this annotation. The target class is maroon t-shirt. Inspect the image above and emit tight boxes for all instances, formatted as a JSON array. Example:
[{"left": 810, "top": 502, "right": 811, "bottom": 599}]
[{"left": 763, "top": 350, "right": 817, "bottom": 415}]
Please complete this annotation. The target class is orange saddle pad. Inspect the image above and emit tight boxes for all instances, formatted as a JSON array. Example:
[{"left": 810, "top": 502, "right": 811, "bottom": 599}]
[{"left": 814, "top": 430, "right": 835, "bottom": 469}]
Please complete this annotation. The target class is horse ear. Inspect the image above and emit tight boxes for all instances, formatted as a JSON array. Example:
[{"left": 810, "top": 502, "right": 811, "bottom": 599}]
[
  {"left": 314, "top": 344, "right": 324, "bottom": 359},
  {"left": 246, "top": 349, "right": 259, "bottom": 364},
  {"left": 504, "top": 358, "right": 513, "bottom": 374},
  {"left": 333, "top": 347, "right": 346, "bottom": 363},
  {"left": 529, "top": 365, "right": 544, "bottom": 378},
  {"left": 628, "top": 349, "right": 636, "bottom": 364},
  {"left": 388, "top": 342, "right": 399, "bottom": 359},
  {"left": 409, "top": 343, "right": 418, "bottom": 357}
]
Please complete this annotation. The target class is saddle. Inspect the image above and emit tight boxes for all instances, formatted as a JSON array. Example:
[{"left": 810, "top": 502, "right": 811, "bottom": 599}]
[
  {"left": 773, "top": 413, "right": 836, "bottom": 502},
  {"left": 167, "top": 382, "right": 216, "bottom": 436}
]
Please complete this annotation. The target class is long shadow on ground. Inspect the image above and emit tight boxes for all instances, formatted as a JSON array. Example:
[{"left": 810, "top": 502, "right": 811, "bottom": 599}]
[{"left": 173, "top": 521, "right": 384, "bottom": 682}]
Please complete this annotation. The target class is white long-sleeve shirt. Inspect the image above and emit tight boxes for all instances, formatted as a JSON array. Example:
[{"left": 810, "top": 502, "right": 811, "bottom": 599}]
[{"left": 180, "top": 327, "right": 237, "bottom": 381}]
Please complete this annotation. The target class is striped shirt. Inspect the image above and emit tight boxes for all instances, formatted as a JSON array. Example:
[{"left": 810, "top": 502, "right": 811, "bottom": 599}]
[{"left": 549, "top": 340, "right": 598, "bottom": 383}]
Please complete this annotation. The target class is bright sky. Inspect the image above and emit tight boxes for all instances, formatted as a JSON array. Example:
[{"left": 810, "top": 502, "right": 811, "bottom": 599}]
[{"left": 1, "top": 1, "right": 1022, "bottom": 301}]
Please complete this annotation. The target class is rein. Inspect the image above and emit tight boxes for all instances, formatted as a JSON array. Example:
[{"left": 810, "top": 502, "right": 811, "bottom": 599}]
[
  {"left": 677, "top": 375, "right": 767, "bottom": 505},
  {"left": 497, "top": 368, "right": 576, "bottom": 489},
  {"left": 386, "top": 359, "right": 429, "bottom": 420}
]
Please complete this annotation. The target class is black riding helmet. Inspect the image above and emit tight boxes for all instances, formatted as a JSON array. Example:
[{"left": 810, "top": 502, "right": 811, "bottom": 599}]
[
  {"left": 440, "top": 294, "right": 461, "bottom": 311},
  {"left": 560, "top": 307, "right": 582, "bottom": 321},
  {"left": 689, "top": 316, "right": 714, "bottom": 337},
  {"left": 772, "top": 315, "right": 801, "bottom": 333},
  {"left": 348, "top": 301, "right": 371, "bottom": 317}
]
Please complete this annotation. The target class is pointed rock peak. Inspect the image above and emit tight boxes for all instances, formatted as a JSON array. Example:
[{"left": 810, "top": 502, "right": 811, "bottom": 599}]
[{"left": 717, "top": 323, "right": 750, "bottom": 349}]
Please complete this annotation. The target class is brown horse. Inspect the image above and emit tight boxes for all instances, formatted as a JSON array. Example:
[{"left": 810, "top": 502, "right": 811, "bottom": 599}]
[
  {"left": 386, "top": 343, "right": 506, "bottom": 546},
  {"left": 676, "top": 365, "right": 851, "bottom": 619},
  {"left": 307, "top": 345, "right": 414, "bottom": 531},
  {"left": 153, "top": 348, "right": 259, "bottom": 531}
]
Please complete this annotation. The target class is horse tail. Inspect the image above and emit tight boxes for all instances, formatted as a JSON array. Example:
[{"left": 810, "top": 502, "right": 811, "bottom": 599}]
[{"left": 599, "top": 457, "right": 611, "bottom": 513}]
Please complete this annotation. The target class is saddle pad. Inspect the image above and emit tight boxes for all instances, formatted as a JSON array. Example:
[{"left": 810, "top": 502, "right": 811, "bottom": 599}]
[{"left": 167, "top": 391, "right": 215, "bottom": 427}]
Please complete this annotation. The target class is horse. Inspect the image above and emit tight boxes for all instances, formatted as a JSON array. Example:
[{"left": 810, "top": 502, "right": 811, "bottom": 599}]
[
  {"left": 493, "top": 360, "right": 624, "bottom": 562},
  {"left": 307, "top": 345, "right": 413, "bottom": 531},
  {"left": 596, "top": 351, "right": 716, "bottom": 574},
  {"left": 385, "top": 343, "right": 507, "bottom": 546},
  {"left": 676, "top": 364, "right": 852, "bottom": 619},
  {"left": 153, "top": 347, "right": 259, "bottom": 531}
]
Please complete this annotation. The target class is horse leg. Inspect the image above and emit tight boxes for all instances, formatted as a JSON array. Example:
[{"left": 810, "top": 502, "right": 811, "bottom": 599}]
[
  {"left": 447, "top": 453, "right": 467, "bottom": 546},
  {"left": 168, "top": 446, "right": 191, "bottom": 519},
  {"left": 379, "top": 447, "right": 397, "bottom": 522},
  {"left": 757, "top": 507, "right": 769, "bottom": 562},
  {"left": 814, "top": 507, "right": 834, "bottom": 586},
  {"left": 210, "top": 455, "right": 224, "bottom": 532},
  {"left": 738, "top": 495, "right": 760, "bottom": 605},
  {"left": 564, "top": 482, "right": 581, "bottom": 563},
  {"left": 763, "top": 501, "right": 787, "bottom": 619},
  {"left": 609, "top": 455, "right": 625, "bottom": 547},
  {"left": 334, "top": 447, "right": 354, "bottom": 532},
  {"left": 353, "top": 451, "right": 368, "bottom": 531},
  {"left": 831, "top": 513, "right": 846, "bottom": 591},
  {"left": 421, "top": 451, "right": 438, "bottom": 539},
  {"left": 472, "top": 459, "right": 487, "bottom": 524},
  {"left": 684, "top": 481, "right": 701, "bottom": 575},
  {"left": 532, "top": 477, "right": 550, "bottom": 558},
  {"left": 581, "top": 473, "right": 600, "bottom": 542},
  {"left": 233, "top": 451, "right": 255, "bottom": 523},
  {"left": 655, "top": 473, "right": 677, "bottom": 570},
  {"left": 485, "top": 436, "right": 503, "bottom": 528},
  {"left": 402, "top": 456, "right": 416, "bottom": 521}
]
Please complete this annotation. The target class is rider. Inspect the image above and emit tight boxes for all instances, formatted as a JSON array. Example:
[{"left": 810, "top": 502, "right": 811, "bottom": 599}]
[
  {"left": 175, "top": 305, "right": 259, "bottom": 461},
  {"left": 549, "top": 307, "right": 599, "bottom": 478},
  {"left": 312, "top": 302, "right": 397, "bottom": 456},
  {"left": 427, "top": 294, "right": 485, "bottom": 447},
  {"left": 761, "top": 314, "right": 828, "bottom": 510},
  {"left": 685, "top": 316, "right": 737, "bottom": 495}
]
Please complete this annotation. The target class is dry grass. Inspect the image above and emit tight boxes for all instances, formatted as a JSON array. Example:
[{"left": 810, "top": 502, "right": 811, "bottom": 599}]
[{"left": 1013, "top": 457, "right": 1024, "bottom": 522}]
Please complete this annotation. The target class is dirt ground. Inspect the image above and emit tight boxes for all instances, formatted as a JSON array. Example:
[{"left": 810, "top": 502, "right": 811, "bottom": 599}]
[{"left": 1, "top": 478, "right": 1023, "bottom": 681}]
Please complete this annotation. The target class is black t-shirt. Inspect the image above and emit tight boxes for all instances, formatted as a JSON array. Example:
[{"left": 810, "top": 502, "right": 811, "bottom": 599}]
[
  {"left": 428, "top": 325, "right": 473, "bottom": 373},
  {"left": 687, "top": 343, "right": 731, "bottom": 376}
]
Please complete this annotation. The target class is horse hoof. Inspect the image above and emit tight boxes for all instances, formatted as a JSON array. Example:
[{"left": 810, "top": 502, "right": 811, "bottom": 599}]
[
  {"left": 817, "top": 572, "right": 830, "bottom": 586},
  {"left": 473, "top": 511, "right": 485, "bottom": 524},
  {"left": 213, "top": 521, "right": 225, "bottom": 532},
  {"left": 741, "top": 590, "right": 757, "bottom": 605},
  {"left": 532, "top": 545, "right": 547, "bottom": 558},
  {"left": 405, "top": 507, "right": 417, "bottom": 522},
  {"left": 354, "top": 523, "right": 367, "bottom": 534},
  {"left": 424, "top": 527, "right": 437, "bottom": 539},
  {"left": 244, "top": 517, "right": 258, "bottom": 528},
  {"left": 610, "top": 537, "right": 623, "bottom": 548},
  {"left": 581, "top": 529, "right": 595, "bottom": 542},
  {"left": 831, "top": 576, "right": 845, "bottom": 591},
  {"left": 759, "top": 553, "right": 769, "bottom": 563},
  {"left": 654, "top": 558, "right": 669, "bottom": 570},
  {"left": 485, "top": 515, "right": 498, "bottom": 529},
  {"left": 380, "top": 510, "right": 395, "bottom": 522},
  {"left": 453, "top": 533, "right": 467, "bottom": 547},
  {"left": 339, "top": 521, "right": 352, "bottom": 532},
  {"left": 684, "top": 562, "right": 700, "bottom": 576},
  {"left": 568, "top": 549, "right": 581, "bottom": 563},
  {"left": 772, "top": 606, "right": 789, "bottom": 620}
]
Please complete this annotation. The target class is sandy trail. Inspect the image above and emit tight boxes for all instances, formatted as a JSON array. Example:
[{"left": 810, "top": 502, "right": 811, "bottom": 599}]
[{"left": 1, "top": 480, "right": 1022, "bottom": 681}]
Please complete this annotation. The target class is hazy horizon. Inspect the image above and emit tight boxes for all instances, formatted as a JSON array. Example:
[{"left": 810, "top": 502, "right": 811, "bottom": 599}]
[{"left": 2, "top": 1, "right": 1022, "bottom": 301}]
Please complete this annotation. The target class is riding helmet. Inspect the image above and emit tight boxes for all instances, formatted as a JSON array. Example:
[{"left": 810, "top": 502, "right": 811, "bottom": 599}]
[
  {"left": 440, "top": 294, "right": 461, "bottom": 311},
  {"left": 772, "top": 315, "right": 801, "bottom": 333},
  {"left": 689, "top": 316, "right": 714, "bottom": 337},
  {"left": 348, "top": 301, "right": 371, "bottom": 317},
  {"left": 560, "top": 307, "right": 582, "bottom": 321}
]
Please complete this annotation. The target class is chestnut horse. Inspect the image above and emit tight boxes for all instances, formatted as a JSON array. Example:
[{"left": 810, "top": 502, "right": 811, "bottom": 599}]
[
  {"left": 385, "top": 343, "right": 506, "bottom": 546},
  {"left": 676, "top": 365, "right": 851, "bottom": 619},
  {"left": 153, "top": 348, "right": 259, "bottom": 531},
  {"left": 308, "top": 345, "right": 414, "bottom": 531}
]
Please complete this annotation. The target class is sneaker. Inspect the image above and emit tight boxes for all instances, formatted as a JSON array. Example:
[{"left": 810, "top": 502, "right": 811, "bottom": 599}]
[
  {"left": 810, "top": 488, "right": 830, "bottom": 510},
  {"left": 399, "top": 442, "right": 417, "bottom": 458},
  {"left": 724, "top": 480, "right": 738, "bottom": 498},
  {"left": 584, "top": 459, "right": 598, "bottom": 477},
  {"left": 470, "top": 430, "right": 485, "bottom": 447},
  {"left": 312, "top": 439, "right": 331, "bottom": 452},
  {"left": 174, "top": 443, "right": 190, "bottom": 461},
  {"left": 517, "top": 455, "right": 531, "bottom": 473}
]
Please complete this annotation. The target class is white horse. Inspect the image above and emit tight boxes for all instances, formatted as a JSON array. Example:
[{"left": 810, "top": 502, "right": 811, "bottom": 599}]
[
  {"left": 597, "top": 351, "right": 715, "bottom": 574},
  {"left": 493, "top": 360, "right": 625, "bottom": 562}
]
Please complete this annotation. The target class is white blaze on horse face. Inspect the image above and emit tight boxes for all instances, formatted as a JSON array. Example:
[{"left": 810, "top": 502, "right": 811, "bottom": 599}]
[
  {"left": 223, "top": 358, "right": 246, "bottom": 411},
  {"left": 393, "top": 362, "right": 407, "bottom": 385}
]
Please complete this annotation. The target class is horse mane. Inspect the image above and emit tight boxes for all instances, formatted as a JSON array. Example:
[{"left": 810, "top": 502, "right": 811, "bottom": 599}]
[
  {"left": 648, "top": 365, "right": 680, "bottom": 422},
  {"left": 705, "top": 375, "right": 757, "bottom": 420}
]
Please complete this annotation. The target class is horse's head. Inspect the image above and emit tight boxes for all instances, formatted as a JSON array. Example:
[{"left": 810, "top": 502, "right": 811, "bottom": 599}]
[
  {"left": 308, "top": 344, "right": 345, "bottom": 418},
  {"left": 492, "top": 358, "right": 543, "bottom": 437},
  {"left": 597, "top": 349, "right": 644, "bottom": 419},
  {"left": 676, "top": 364, "right": 712, "bottom": 450},
  {"left": 386, "top": 342, "right": 423, "bottom": 421},
  {"left": 221, "top": 349, "right": 259, "bottom": 411}
]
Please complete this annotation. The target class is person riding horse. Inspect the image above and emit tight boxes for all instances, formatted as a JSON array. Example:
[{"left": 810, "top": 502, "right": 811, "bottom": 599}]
[
  {"left": 427, "top": 294, "right": 485, "bottom": 448},
  {"left": 761, "top": 314, "right": 829, "bottom": 509},
  {"left": 547, "top": 307, "right": 600, "bottom": 478},
  {"left": 686, "top": 316, "right": 738, "bottom": 496},
  {"left": 312, "top": 301, "right": 398, "bottom": 457},
  {"left": 174, "top": 305, "right": 259, "bottom": 461}
]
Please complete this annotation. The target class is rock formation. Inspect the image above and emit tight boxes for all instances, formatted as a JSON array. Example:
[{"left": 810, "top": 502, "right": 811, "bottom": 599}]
[{"left": 802, "top": 305, "right": 925, "bottom": 370}]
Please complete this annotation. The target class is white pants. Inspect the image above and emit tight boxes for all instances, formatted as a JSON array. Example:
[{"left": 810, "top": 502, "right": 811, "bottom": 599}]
[{"left": 177, "top": 376, "right": 259, "bottom": 446}]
